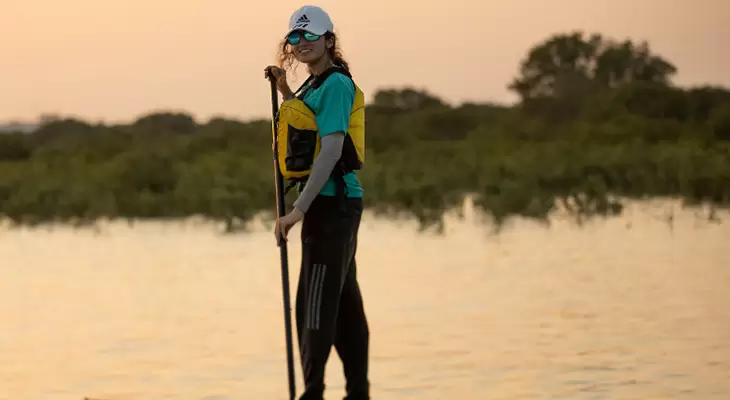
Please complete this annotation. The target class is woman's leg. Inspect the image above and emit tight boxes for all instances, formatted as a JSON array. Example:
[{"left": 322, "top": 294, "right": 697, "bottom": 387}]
[
  {"left": 334, "top": 257, "right": 370, "bottom": 400},
  {"left": 295, "top": 196, "right": 360, "bottom": 400},
  {"left": 332, "top": 198, "right": 369, "bottom": 399}
]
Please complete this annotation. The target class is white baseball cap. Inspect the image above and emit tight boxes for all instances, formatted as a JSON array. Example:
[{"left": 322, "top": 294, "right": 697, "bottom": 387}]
[{"left": 286, "top": 5, "right": 334, "bottom": 37}]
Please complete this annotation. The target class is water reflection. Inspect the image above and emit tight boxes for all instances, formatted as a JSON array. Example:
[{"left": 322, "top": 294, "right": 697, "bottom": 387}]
[{"left": 1, "top": 200, "right": 728, "bottom": 399}]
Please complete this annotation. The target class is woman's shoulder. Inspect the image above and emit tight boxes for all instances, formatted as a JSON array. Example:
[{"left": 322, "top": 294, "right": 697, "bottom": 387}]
[{"left": 319, "top": 70, "right": 355, "bottom": 95}]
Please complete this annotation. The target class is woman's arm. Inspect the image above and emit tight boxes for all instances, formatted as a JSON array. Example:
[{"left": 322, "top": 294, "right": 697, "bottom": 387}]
[{"left": 293, "top": 132, "right": 344, "bottom": 213}]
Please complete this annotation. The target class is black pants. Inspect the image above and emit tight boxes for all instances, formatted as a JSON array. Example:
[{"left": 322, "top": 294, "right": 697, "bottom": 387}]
[{"left": 296, "top": 195, "right": 370, "bottom": 400}]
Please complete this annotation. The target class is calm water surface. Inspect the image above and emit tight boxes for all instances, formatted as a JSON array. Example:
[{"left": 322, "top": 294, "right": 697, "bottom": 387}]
[{"left": 1, "top": 200, "right": 729, "bottom": 400}]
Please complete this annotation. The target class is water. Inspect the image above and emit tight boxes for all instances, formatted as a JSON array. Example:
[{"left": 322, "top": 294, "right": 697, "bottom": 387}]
[{"left": 1, "top": 200, "right": 729, "bottom": 399}]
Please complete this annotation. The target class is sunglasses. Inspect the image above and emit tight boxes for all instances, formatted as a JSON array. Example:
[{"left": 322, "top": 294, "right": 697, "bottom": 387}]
[{"left": 287, "top": 30, "right": 321, "bottom": 45}]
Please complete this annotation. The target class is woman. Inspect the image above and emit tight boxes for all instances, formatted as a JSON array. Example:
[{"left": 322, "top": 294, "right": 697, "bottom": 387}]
[{"left": 264, "top": 5, "right": 370, "bottom": 400}]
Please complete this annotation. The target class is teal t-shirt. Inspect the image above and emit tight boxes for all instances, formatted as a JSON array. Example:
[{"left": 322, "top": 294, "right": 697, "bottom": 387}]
[{"left": 299, "top": 72, "right": 363, "bottom": 198}]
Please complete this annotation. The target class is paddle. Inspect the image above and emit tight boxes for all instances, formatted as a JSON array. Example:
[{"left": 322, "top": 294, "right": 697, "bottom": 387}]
[{"left": 266, "top": 70, "right": 297, "bottom": 400}]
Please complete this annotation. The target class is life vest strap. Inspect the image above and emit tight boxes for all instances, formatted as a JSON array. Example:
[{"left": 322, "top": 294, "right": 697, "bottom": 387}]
[
  {"left": 294, "top": 66, "right": 353, "bottom": 100},
  {"left": 284, "top": 179, "right": 303, "bottom": 195},
  {"left": 331, "top": 160, "right": 350, "bottom": 212},
  {"left": 284, "top": 163, "right": 350, "bottom": 212}
]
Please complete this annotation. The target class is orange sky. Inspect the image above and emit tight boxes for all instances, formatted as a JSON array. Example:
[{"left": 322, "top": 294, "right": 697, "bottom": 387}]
[{"left": 2, "top": 0, "right": 729, "bottom": 124}]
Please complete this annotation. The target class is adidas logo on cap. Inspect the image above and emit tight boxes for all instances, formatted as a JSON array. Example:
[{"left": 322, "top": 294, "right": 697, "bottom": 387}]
[{"left": 293, "top": 14, "right": 310, "bottom": 29}]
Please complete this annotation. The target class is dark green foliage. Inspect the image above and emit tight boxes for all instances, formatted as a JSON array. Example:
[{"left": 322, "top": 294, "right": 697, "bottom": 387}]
[{"left": 1, "top": 32, "right": 729, "bottom": 231}]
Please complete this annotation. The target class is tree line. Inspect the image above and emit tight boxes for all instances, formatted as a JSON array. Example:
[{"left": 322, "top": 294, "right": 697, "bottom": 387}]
[{"left": 1, "top": 31, "right": 729, "bottom": 231}]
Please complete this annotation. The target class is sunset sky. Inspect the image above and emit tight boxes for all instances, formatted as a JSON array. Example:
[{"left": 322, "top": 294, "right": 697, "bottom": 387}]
[{"left": 2, "top": 0, "right": 729, "bottom": 124}]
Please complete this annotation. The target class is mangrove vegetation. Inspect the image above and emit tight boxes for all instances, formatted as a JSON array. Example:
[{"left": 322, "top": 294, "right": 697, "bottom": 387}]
[{"left": 1, "top": 31, "right": 729, "bottom": 231}]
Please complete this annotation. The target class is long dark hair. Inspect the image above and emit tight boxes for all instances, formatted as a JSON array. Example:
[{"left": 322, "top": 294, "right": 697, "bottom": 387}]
[{"left": 277, "top": 32, "right": 350, "bottom": 74}]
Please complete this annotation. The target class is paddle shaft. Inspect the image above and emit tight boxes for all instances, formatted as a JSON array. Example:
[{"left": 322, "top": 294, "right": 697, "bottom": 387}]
[{"left": 268, "top": 72, "right": 297, "bottom": 400}]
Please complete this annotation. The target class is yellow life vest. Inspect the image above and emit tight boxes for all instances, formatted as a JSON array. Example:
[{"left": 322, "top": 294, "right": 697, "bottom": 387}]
[{"left": 274, "top": 67, "right": 365, "bottom": 188}]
